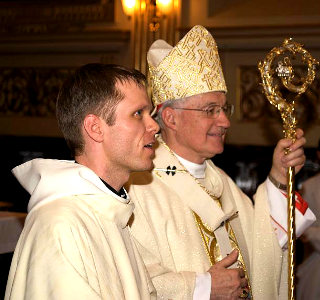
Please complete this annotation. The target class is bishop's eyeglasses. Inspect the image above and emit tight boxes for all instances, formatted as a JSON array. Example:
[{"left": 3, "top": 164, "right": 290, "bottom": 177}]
[{"left": 172, "top": 103, "right": 234, "bottom": 119}]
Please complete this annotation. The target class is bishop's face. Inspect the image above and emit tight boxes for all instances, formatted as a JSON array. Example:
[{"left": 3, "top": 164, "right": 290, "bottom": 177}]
[{"left": 170, "top": 91, "right": 231, "bottom": 164}]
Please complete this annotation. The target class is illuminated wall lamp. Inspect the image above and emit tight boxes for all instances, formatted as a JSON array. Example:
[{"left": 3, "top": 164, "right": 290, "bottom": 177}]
[
  {"left": 156, "top": 0, "right": 172, "bottom": 15},
  {"left": 121, "top": 0, "right": 136, "bottom": 17},
  {"left": 121, "top": 0, "right": 176, "bottom": 72},
  {"left": 121, "top": 0, "right": 172, "bottom": 18}
]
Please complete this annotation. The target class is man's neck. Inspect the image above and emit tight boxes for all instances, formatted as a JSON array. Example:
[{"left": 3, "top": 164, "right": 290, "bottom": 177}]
[
  {"left": 175, "top": 154, "right": 206, "bottom": 179},
  {"left": 160, "top": 133, "right": 206, "bottom": 164},
  {"left": 99, "top": 177, "right": 127, "bottom": 199},
  {"left": 75, "top": 155, "right": 129, "bottom": 192}
]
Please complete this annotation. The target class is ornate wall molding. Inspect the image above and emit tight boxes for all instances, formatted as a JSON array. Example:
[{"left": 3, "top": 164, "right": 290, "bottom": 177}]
[
  {"left": 0, "top": 67, "right": 75, "bottom": 117},
  {"left": 0, "top": 0, "right": 114, "bottom": 35},
  {"left": 179, "top": 25, "right": 320, "bottom": 52},
  {"left": 238, "top": 65, "right": 320, "bottom": 130}
]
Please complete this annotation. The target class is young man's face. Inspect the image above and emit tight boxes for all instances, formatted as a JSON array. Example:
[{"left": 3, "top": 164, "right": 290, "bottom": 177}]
[
  {"left": 171, "top": 91, "right": 230, "bottom": 164},
  {"left": 102, "top": 80, "right": 159, "bottom": 175}
]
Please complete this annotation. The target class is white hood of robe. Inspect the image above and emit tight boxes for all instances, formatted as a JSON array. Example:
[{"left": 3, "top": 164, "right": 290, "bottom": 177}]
[{"left": 12, "top": 158, "right": 129, "bottom": 212}]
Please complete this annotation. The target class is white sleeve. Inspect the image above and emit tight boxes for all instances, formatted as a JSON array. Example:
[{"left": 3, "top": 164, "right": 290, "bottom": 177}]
[
  {"left": 266, "top": 178, "right": 316, "bottom": 248},
  {"left": 193, "top": 273, "right": 211, "bottom": 300}
]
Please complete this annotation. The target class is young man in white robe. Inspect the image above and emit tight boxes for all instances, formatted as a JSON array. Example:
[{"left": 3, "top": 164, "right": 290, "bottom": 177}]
[
  {"left": 5, "top": 64, "right": 159, "bottom": 300},
  {"left": 127, "top": 25, "right": 316, "bottom": 299}
]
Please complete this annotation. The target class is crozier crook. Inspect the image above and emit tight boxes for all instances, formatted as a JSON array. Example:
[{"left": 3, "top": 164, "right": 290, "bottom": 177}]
[{"left": 258, "top": 38, "right": 318, "bottom": 300}]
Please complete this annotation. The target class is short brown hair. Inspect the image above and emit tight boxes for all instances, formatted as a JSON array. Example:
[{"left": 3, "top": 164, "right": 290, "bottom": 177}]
[{"left": 56, "top": 63, "right": 146, "bottom": 157}]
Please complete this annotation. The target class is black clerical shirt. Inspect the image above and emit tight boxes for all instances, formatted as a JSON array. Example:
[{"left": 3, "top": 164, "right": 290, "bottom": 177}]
[
  {"left": 99, "top": 178, "right": 127, "bottom": 199},
  {"left": 74, "top": 161, "right": 127, "bottom": 199}
]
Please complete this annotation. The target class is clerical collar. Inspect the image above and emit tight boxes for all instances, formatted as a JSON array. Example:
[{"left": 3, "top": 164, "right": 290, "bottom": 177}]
[
  {"left": 99, "top": 178, "right": 127, "bottom": 199},
  {"left": 175, "top": 154, "right": 206, "bottom": 179}
]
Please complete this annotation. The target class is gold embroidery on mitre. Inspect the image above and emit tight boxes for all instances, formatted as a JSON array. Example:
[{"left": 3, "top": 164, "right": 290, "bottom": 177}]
[{"left": 147, "top": 25, "right": 227, "bottom": 107}]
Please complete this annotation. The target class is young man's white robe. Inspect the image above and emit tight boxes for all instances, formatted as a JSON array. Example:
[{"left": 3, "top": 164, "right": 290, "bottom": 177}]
[{"left": 5, "top": 159, "right": 156, "bottom": 300}]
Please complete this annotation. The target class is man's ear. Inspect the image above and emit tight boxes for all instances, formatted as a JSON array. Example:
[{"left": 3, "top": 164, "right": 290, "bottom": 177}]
[
  {"left": 161, "top": 107, "right": 179, "bottom": 130},
  {"left": 83, "top": 114, "right": 104, "bottom": 143}
]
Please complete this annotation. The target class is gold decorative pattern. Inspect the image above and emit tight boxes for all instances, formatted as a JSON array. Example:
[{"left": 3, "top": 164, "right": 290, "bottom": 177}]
[
  {"left": 192, "top": 192, "right": 252, "bottom": 298},
  {"left": 0, "top": 67, "right": 74, "bottom": 116},
  {"left": 193, "top": 211, "right": 219, "bottom": 264},
  {"left": 258, "top": 38, "right": 319, "bottom": 140},
  {"left": 238, "top": 66, "right": 320, "bottom": 129},
  {"left": 148, "top": 25, "right": 227, "bottom": 106},
  {"left": 0, "top": 0, "right": 114, "bottom": 35}
]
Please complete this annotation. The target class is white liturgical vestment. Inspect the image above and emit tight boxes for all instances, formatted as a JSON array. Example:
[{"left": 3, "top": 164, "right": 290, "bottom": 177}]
[
  {"left": 127, "top": 136, "right": 315, "bottom": 300},
  {"left": 6, "top": 159, "right": 156, "bottom": 300}
]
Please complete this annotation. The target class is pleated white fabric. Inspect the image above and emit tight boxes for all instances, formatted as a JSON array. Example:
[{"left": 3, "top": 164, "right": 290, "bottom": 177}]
[
  {"left": 127, "top": 137, "right": 288, "bottom": 299},
  {"left": 5, "top": 159, "right": 156, "bottom": 300}
]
